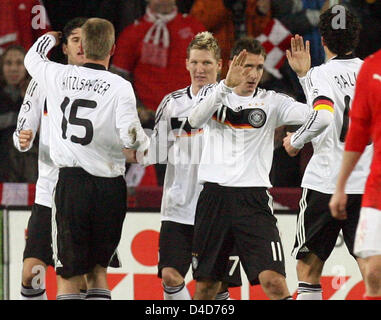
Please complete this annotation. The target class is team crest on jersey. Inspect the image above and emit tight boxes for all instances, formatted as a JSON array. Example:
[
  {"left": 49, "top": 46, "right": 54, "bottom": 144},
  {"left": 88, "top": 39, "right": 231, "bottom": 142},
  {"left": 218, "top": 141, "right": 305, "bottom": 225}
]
[{"left": 248, "top": 108, "right": 266, "bottom": 128}]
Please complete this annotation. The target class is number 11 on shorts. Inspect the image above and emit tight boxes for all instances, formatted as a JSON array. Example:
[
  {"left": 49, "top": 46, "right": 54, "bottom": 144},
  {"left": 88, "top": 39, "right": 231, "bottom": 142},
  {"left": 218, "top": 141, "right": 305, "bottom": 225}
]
[{"left": 271, "top": 241, "right": 283, "bottom": 261}]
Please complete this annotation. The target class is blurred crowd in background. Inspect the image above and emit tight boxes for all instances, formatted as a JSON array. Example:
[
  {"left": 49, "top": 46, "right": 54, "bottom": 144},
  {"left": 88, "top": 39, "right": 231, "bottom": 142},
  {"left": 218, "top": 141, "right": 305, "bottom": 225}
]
[{"left": 1, "top": 0, "right": 380, "bottom": 188}]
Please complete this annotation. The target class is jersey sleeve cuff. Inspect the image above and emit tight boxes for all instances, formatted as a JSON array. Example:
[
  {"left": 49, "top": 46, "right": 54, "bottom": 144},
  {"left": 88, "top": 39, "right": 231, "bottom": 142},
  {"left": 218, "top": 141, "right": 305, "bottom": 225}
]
[
  {"left": 219, "top": 80, "right": 234, "bottom": 95},
  {"left": 290, "top": 134, "right": 304, "bottom": 150}
]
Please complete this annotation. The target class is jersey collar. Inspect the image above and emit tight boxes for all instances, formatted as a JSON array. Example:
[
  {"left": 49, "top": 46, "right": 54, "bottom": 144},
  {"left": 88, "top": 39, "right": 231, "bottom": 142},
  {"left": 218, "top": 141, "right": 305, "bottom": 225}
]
[
  {"left": 333, "top": 53, "right": 356, "bottom": 60},
  {"left": 83, "top": 63, "right": 107, "bottom": 70},
  {"left": 187, "top": 85, "right": 193, "bottom": 99}
]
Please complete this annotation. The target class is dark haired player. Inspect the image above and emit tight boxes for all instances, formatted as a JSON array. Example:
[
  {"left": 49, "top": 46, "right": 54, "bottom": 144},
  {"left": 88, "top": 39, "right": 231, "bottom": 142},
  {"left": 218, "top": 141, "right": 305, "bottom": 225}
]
[
  {"left": 283, "top": 6, "right": 373, "bottom": 300},
  {"left": 188, "top": 37, "right": 311, "bottom": 300},
  {"left": 14, "top": 17, "right": 88, "bottom": 300}
]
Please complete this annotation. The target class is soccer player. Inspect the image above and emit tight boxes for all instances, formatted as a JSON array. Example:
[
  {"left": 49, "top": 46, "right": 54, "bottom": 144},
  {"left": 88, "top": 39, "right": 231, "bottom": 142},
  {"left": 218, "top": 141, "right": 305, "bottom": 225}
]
[
  {"left": 188, "top": 37, "right": 311, "bottom": 300},
  {"left": 23, "top": 18, "right": 149, "bottom": 300},
  {"left": 14, "top": 17, "right": 88, "bottom": 300},
  {"left": 140, "top": 31, "right": 241, "bottom": 300},
  {"left": 282, "top": 6, "right": 373, "bottom": 300},
  {"left": 329, "top": 48, "right": 381, "bottom": 300}
]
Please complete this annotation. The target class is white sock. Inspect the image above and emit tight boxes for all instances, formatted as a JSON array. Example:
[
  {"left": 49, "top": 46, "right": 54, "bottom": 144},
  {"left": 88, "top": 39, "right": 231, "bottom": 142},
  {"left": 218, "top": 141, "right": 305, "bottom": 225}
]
[
  {"left": 296, "top": 281, "right": 322, "bottom": 300},
  {"left": 86, "top": 288, "right": 111, "bottom": 300},
  {"left": 163, "top": 282, "right": 191, "bottom": 300},
  {"left": 20, "top": 284, "right": 47, "bottom": 300},
  {"left": 215, "top": 290, "right": 230, "bottom": 300}
]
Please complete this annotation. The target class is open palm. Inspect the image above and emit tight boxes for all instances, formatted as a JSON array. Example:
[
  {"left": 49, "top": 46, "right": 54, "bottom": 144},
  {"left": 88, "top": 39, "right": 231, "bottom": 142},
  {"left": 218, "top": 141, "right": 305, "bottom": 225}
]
[
  {"left": 286, "top": 34, "right": 311, "bottom": 77},
  {"left": 225, "top": 50, "right": 249, "bottom": 88}
]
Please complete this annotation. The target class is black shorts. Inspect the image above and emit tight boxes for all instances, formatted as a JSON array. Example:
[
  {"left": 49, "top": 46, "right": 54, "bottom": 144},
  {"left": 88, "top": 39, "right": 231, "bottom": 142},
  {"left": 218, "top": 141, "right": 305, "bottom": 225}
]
[
  {"left": 23, "top": 203, "right": 54, "bottom": 266},
  {"left": 158, "top": 221, "right": 242, "bottom": 287},
  {"left": 53, "top": 167, "right": 127, "bottom": 278},
  {"left": 192, "top": 183, "right": 286, "bottom": 285},
  {"left": 292, "top": 188, "right": 362, "bottom": 261}
]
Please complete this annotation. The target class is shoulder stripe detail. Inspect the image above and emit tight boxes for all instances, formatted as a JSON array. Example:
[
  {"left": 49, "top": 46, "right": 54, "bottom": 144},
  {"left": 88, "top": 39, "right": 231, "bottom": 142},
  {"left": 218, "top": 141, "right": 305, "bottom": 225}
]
[
  {"left": 36, "top": 36, "right": 48, "bottom": 53},
  {"left": 41, "top": 38, "right": 51, "bottom": 55},
  {"left": 171, "top": 88, "right": 188, "bottom": 99},
  {"left": 155, "top": 95, "right": 172, "bottom": 125},
  {"left": 199, "top": 83, "right": 216, "bottom": 97},
  {"left": 26, "top": 80, "right": 38, "bottom": 97},
  {"left": 36, "top": 36, "right": 51, "bottom": 60}
]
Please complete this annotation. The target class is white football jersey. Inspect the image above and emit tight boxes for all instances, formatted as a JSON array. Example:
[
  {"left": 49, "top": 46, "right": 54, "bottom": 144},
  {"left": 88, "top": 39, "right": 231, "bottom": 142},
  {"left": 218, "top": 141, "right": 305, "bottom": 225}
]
[
  {"left": 24, "top": 34, "right": 144, "bottom": 177},
  {"left": 296, "top": 56, "right": 373, "bottom": 194},
  {"left": 13, "top": 79, "right": 58, "bottom": 208},
  {"left": 192, "top": 81, "right": 311, "bottom": 187},
  {"left": 146, "top": 85, "right": 203, "bottom": 225}
]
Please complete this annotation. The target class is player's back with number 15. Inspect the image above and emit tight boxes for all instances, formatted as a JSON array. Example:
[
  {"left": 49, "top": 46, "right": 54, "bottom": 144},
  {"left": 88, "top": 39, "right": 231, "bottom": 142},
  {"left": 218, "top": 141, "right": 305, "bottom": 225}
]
[
  {"left": 300, "top": 56, "right": 373, "bottom": 194},
  {"left": 24, "top": 34, "right": 140, "bottom": 178}
]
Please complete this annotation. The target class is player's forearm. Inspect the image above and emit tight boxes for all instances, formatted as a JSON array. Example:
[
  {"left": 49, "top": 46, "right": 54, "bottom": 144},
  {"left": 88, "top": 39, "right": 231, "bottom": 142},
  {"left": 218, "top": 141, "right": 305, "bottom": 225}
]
[
  {"left": 141, "top": 131, "right": 169, "bottom": 166},
  {"left": 298, "top": 76, "right": 308, "bottom": 97},
  {"left": 335, "top": 151, "right": 362, "bottom": 192},
  {"left": 24, "top": 34, "right": 55, "bottom": 79},
  {"left": 188, "top": 81, "right": 232, "bottom": 128},
  {"left": 291, "top": 109, "right": 333, "bottom": 149}
]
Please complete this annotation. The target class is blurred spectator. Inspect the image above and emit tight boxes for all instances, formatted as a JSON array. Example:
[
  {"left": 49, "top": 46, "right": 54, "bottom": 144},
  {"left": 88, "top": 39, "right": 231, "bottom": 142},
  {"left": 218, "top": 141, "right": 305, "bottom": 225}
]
[
  {"left": 0, "top": 0, "right": 51, "bottom": 55},
  {"left": 111, "top": 0, "right": 205, "bottom": 129},
  {"left": 98, "top": 0, "right": 194, "bottom": 36},
  {"left": 190, "top": 0, "right": 271, "bottom": 77},
  {"left": 0, "top": 45, "right": 38, "bottom": 182},
  {"left": 254, "top": 10, "right": 300, "bottom": 100},
  {"left": 343, "top": 0, "right": 381, "bottom": 58},
  {"left": 97, "top": 0, "right": 147, "bottom": 37},
  {"left": 271, "top": 0, "right": 327, "bottom": 67},
  {"left": 176, "top": 0, "right": 196, "bottom": 13}
]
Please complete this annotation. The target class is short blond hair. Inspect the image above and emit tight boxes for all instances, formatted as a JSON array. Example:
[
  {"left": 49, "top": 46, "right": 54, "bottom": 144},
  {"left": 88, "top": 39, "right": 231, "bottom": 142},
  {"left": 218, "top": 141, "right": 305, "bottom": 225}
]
[
  {"left": 82, "top": 18, "right": 115, "bottom": 60},
  {"left": 187, "top": 31, "right": 221, "bottom": 61}
]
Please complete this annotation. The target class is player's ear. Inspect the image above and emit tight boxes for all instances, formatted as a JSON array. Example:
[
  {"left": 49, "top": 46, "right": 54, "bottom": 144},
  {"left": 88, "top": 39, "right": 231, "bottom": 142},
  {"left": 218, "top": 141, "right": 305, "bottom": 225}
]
[
  {"left": 217, "top": 59, "right": 222, "bottom": 72},
  {"left": 321, "top": 36, "right": 326, "bottom": 48},
  {"left": 185, "top": 59, "right": 190, "bottom": 71},
  {"left": 62, "top": 43, "right": 67, "bottom": 56},
  {"left": 110, "top": 44, "right": 116, "bottom": 57}
]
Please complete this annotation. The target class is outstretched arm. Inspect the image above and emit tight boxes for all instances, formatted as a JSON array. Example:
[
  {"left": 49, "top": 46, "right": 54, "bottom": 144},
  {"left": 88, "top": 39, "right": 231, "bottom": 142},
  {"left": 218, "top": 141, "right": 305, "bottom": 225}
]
[
  {"left": 283, "top": 35, "right": 334, "bottom": 156},
  {"left": 188, "top": 50, "right": 249, "bottom": 128},
  {"left": 13, "top": 79, "right": 44, "bottom": 152}
]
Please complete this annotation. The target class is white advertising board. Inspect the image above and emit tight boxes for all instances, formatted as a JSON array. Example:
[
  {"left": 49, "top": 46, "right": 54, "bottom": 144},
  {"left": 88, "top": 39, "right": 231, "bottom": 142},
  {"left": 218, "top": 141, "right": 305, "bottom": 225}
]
[{"left": 7, "top": 210, "right": 365, "bottom": 300}]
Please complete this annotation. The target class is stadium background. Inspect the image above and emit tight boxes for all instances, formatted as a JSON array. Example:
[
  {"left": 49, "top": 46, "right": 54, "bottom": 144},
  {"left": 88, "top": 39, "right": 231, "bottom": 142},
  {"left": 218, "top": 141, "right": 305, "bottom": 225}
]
[
  {"left": 0, "top": 183, "right": 366, "bottom": 300},
  {"left": 1, "top": 0, "right": 380, "bottom": 300}
]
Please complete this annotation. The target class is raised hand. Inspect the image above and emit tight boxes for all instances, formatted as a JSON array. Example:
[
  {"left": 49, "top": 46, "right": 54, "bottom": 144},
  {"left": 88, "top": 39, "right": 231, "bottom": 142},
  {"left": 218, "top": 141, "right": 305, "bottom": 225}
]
[
  {"left": 225, "top": 49, "right": 249, "bottom": 88},
  {"left": 286, "top": 34, "right": 311, "bottom": 77}
]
